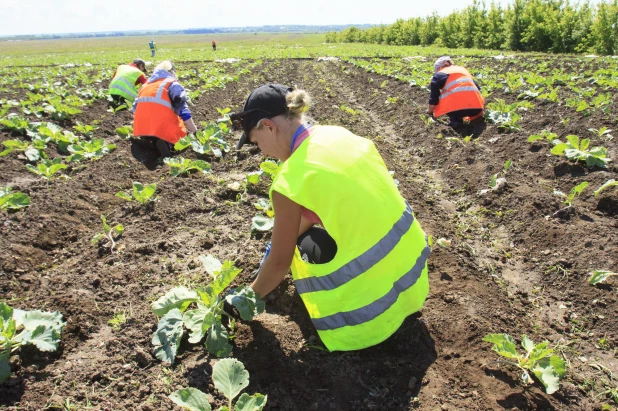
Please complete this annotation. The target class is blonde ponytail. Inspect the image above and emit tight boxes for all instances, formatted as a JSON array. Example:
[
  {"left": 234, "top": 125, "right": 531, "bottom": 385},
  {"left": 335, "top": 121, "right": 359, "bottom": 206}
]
[{"left": 286, "top": 89, "right": 311, "bottom": 117}]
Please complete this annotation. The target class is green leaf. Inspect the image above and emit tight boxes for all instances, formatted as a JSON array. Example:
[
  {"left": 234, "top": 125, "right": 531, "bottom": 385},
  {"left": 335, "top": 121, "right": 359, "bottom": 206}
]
[
  {"left": 246, "top": 172, "right": 262, "bottom": 185},
  {"left": 206, "top": 321, "right": 232, "bottom": 357},
  {"left": 580, "top": 138, "right": 590, "bottom": 151},
  {"left": 151, "top": 287, "right": 198, "bottom": 316},
  {"left": 251, "top": 215, "right": 274, "bottom": 232},
  {"left": 593, "top": 179, "right": 618, "bottom": 196},
  {"left": 532, "top": 355, "right": 566, "bottom": 394},
  {"left": 565, "top": 135, "right": 580, "bottom": 149},
  {"left": 0, "top": 352, "right": 10, "bottom": 384},
  {"left": 212, "top": 358, "right": 249, "bottom": 403},
  {"left": 259, "top": 161, "right": 279, "bottom": 176},
  {"left": 0, "top": 303, "right": 13, "bottom": 324},
  {"left": 235, "top": 393, "right": 267, "bottom": 411},
  {"left": 24, "top": 147, "right": 41, "bottom": 162},
  {"left": 200, "top": 255, "right": 223, "bottom": 277},
  {"left": 551, "top": 143, "right": 570, "bottom": 155},
  {"left": 503, "top": 160, "right": 512, "bottom": 172},
  {"left": 589, "top": 270, "right": 617, "bottom": 285},
  {"left": 169, "top": 387, "right": 212, "bottom": 411},
  {"left": 115, "top": 192, "right": 133, "bottom": 202},
  {"left": 152, "top": 308, "right": 184, "bottom": 364},
  {"left": 226, "top": 286, "right": 265, "bottom": 321},
  {"left": 211, "top": 261, "right": 242, "bottom": 296},
  {"left": 17, "top": 309, "right": 64, "bottom": 334},
  {"left": 183, "top": 307, "right": 216, "bottom": 344},
  {"left": 100, "top": 215, "right": 111, "bottom": 233},
  {"left": 528, "top": 341, "right": 553, "bottom": 362},
  {"left": 521, "top": 335, "right": 534, "bottom": 354},
  {"left": 483, "top": 333, "right": 521, "bottom": 360},
  {"left": 15, "top": 324, "right": 60, "bottom": 352},
  {"left": 489, "top": 174, "right": 498, "bottom": 188}
]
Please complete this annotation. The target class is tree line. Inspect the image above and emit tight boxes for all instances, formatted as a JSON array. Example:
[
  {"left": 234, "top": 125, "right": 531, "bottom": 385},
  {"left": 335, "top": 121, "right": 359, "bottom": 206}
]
[{"left": 325, "top": 0, "right": 618, "bottom": 55}]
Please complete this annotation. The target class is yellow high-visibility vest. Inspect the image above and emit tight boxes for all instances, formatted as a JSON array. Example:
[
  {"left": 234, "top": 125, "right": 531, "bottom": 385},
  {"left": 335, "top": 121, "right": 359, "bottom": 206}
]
[
  {"left": 109, "top": 65, "right": 142, "bottom": 102},
  {"left": 270, "top": 125, "right": 430, "bottom": 351}
]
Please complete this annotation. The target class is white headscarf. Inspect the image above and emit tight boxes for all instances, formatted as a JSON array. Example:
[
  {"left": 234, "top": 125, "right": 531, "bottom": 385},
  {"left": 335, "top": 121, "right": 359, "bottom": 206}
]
[{"left": 434, "top": 56, "right": 453, "bottom": 72}]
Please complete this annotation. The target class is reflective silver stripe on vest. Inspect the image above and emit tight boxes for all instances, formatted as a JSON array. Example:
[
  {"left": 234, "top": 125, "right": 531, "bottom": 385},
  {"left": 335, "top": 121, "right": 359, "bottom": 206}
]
[
  {"left": 156, "top": 78, "right": 174, "bottom": 99},
  {"left": 111, "top": 77, "right": 138, "bottom": 97},
  {"left": 134, "top": 96, "right": 172, "bottom": 109},
  {"left": 443, "top": 77, "right": 474, "bottom": 91},
  {"left": 295, "top": 203, "right": 414, "bottom": 295},
  {"left": 135, "top": 78, "right": 175, "bottom": 109},
  {"left": 312, "top": 245, "right": 431, "bottom": 331},
  {"left": 439, "top": 86, "right": 480, "bottom": 100}
]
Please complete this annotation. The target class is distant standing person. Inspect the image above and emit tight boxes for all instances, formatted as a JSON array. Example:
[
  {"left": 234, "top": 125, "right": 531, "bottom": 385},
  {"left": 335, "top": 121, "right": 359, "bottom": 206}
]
[
  {"left": 149, "top": 39, "right": 157, "bottom": 58},
  {"left": 132, "top": 60, "right": 198, "bottom": 158},
  {"left": 109, "top": 58, "right": 147, "bottom": 104},
  {"left": 426, "top": 56, "right": 484, "bottom": 128},
  {"left": 212, "top": 39, "right": 217, "bottom": 51}
]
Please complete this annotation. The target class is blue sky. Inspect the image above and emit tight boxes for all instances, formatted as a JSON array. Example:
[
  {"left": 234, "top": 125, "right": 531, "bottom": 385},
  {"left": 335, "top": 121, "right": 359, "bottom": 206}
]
[{"left": 0, "top": 0, "right": 518, "bottom": 36}]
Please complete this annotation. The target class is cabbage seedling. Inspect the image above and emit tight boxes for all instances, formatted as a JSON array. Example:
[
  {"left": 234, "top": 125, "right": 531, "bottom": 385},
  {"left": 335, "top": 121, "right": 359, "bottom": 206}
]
[
  {"left": 116, "top": 182, "right": 157, "bottom": 205},
  {"left": 593, "top": 179, "right": 618, "bottom": 196},
  {"left": 170, "top": 358, "right": 267, "bottom": 411},
  {"left": 92, "top": 214, "right": 124, "bottom": 252},
  {"left": 164, "top": 157, "right": 211, "bottom": 176},
  {"left": 67, "top": 138, "right": 116, "bottom": 162},
  {"left": 0, "top": 302, "right": 65, "bottom": 384},
  {"left": 115, "top": 125, "right": 132, "bottom": 140},
  {"left": 0, "top": 186, "right": 30, "bottom": 211},
  {"left": 551, "top": 135, "right": 611, "bottom": 168},
  {"left": 25, "top": 158, "right": 67, "bottom": 181},
  {"left": 73, "top": 122, "right": 97, "bottom": 138},
  {"left": 588, "top": 269, "right": 617, "bottom": 285},
  {"left": 483, "top": 333, "right": 566, "bottom": 394},
  {"left": 0, "top": 139, "right": 46, "bottom": 162},
  {"left": 151, "top": 256, "right": 264, "bottom": 362}
]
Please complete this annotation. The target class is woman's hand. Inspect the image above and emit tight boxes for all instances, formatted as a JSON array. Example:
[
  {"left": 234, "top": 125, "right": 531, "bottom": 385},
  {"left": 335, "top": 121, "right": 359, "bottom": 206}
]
[
  {"left": 184, "top": 118, "right": 198, "bottom": 134},
  {"left": 250, "top": 191, "right": 302, "bottom": 298}
]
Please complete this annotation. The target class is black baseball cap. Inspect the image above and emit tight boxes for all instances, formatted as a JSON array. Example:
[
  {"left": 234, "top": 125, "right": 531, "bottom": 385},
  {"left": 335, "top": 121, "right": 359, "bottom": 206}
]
[{"left": 231, "top": 84, "right": 294, "bottom": 149}]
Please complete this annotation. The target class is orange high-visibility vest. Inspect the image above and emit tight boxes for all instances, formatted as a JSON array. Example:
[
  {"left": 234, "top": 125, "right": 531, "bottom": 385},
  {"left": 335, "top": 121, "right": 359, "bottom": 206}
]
[
  {"left": 433, "top": 65, "right": 484, "bottom": 117},
  {"left": 133, "top": 78, "right": 187, "bottom": 144}
]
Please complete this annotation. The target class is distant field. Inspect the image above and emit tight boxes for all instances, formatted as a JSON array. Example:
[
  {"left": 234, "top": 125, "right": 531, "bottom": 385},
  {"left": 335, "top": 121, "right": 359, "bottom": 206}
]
[{"left": 0, "top": 33, "right": 325, "bottom": 56}]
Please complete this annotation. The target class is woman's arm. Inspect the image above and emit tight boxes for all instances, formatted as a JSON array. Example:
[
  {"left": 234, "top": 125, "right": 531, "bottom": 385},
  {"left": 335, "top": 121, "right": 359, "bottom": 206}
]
[{"left": 250, "top": 191, "right": 302, "bottom": 298}]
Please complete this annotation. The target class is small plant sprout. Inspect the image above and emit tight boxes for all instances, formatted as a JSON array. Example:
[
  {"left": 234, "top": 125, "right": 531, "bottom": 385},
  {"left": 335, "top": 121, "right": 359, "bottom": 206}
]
[
  {"left": 67, "top": 138, "right": 116, "bottom": 162},
  {"left": 0, "top": 302, "right": 65, "bottom": 384},
  {"left": 73, "top": 122, "right": 97, "bottom": 138},
  {"left": 92, "top": 214, "right": 124, "bottom": 252},
  {"left": 164, "top": 157, "right": 211, "bottom": 176},
  {"left": 594, "top": 179, "right": 618, "bottom": 196},
  {"left": 151, "top": 255, "right": 264, "bottom": 362},
  {"left": 251, "top": 198, "right": 274, "bottom": 232},
  {"left": 170, "top": 358, "right": 267, "bottom": 411},
  {"left": 420, "top": 114, "right": 435, "bottom": 127},
  {"left": 527, "top": 130, "right": 558, "bottom": 143},
  {"left": 551, "top": 135, "right": 611, "bottom": 168},
  {"left": 483, "top": 333, "right": 566, "bottom": 394},
  {"left": 0, "top": 186, "right": 30, "bottom": 211},
  {"left": 108, "top": 311, "right": 128, "bottom": 330},
  {"left": 588, "top": 127, "right": 613, "bottom": 141},
  {"left": 554, "top": 181, "right": 588, "bottom": 207},
  {"left": 26, "top": 158, "right": 68, "bottom": 181},
  {"left": 588, "top": 269, "right": 617, "bottom": 285},
  {"left": 115, "top": 125, "right": 133, "bottom": 140},
  {"left": 116, "top": 182, "right": 157, "bottom": 205}
]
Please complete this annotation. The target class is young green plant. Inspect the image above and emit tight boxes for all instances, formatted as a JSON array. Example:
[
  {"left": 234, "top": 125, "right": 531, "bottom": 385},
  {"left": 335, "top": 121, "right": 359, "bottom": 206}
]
[
  {"left": 164, "top": 157, "right": 211, "bottom": 176},
  {"left": 483, "top": 333, "right": 566, "bottom": 394},
  {"left": 0, "top": 302, "right": 65, "bottom": 384},
  {"left": 170, "top": 358, "right": 267, "bottom": 411},
  {"left": 115, "top": 182, "right": 157, "bottom": 205},
  {"left": 151, "top": 255, "right": 264, "bottom": 363},
  {"left": 0, "top": 186, "right": 30, "bottom": 211},
  {"left": 92, "top": 214, "right": 124, "bottom": 252}
]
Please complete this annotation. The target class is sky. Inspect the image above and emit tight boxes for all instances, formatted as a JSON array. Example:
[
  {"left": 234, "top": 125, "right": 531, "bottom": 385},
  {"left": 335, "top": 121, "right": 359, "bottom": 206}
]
[{"left": 0, "top": 0, "right": 518, "bottom": 37}]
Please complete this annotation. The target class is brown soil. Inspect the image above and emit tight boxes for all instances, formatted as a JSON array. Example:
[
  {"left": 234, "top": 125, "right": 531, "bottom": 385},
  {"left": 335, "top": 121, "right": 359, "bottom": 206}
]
[{"left": 1, "top": 58, "right": 617, "bottom": 411}]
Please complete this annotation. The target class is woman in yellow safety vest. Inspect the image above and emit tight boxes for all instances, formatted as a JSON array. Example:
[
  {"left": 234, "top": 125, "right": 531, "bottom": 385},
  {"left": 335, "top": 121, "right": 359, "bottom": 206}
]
[{"left": 231, "top": 84, "right": 430, "bottom": 351}]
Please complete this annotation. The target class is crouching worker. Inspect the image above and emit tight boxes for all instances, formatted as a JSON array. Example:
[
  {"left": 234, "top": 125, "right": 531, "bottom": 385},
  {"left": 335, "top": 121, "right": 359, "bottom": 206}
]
[
  {"left": 109, "top": 59, "right": 148, "bottom": 105},
  {"left": 426, "top": 56, "right": 484, "bottom": 128},
  {"left": 231, "top": 84, "right": 430, "bottom": 351},
  {"left": 133, "top": 60, "right": 197, "bottom": 158}
]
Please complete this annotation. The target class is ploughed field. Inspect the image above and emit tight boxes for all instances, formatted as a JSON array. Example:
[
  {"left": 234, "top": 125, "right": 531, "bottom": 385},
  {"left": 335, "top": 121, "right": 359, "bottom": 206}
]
[{"left": 1, "top": 55, "right": 617, "bottom": 410}]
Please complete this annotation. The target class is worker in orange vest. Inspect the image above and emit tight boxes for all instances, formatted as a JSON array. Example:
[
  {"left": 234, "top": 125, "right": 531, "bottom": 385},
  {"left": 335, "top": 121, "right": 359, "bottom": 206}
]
[
  {"left": 426, "top": 56, "right": 484, "bottom": 128},
  {"left": 132, "top": 60, "right": 198, "bottom": 158}
]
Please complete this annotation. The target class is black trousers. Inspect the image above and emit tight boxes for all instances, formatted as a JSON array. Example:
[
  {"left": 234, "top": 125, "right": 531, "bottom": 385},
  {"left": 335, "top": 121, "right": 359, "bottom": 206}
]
[
  {"left": 297, "top": 227, "right": 337, "bottom": 264},
  {"left": 448, "top": 108, "right": 483, "bottom": 121}
]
